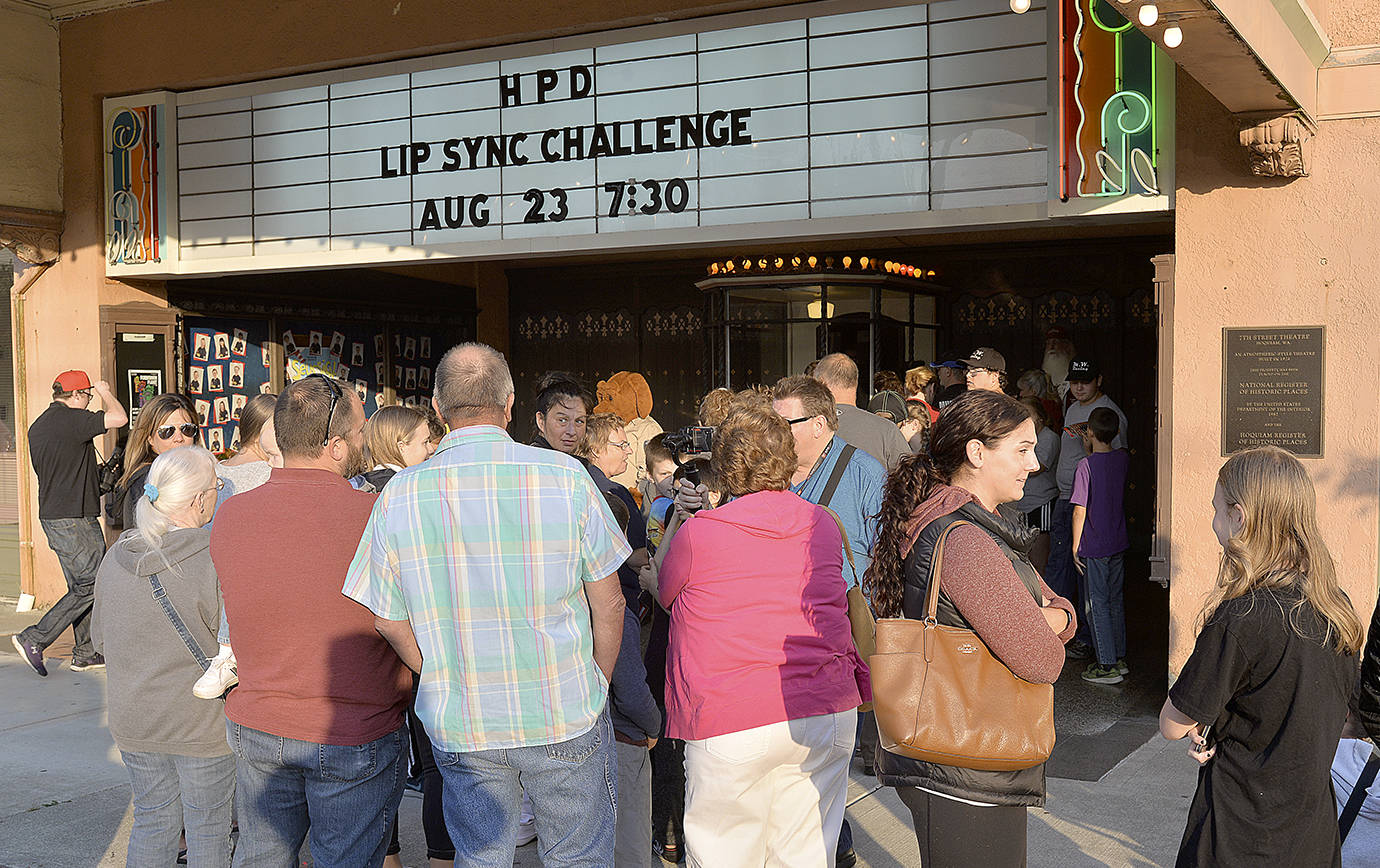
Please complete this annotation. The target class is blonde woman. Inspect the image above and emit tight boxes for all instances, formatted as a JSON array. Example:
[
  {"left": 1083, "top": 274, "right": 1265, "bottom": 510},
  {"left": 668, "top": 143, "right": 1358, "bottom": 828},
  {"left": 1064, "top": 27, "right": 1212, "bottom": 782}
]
[
  {"left": 361, "top": 404, "right": 438, "bottom": 491},
  {"left": 1161, "top": 446, "right": 1362, "bottom": 867},
  {"left": 92, "top": 445, "right": 233, "bottom": 867}
]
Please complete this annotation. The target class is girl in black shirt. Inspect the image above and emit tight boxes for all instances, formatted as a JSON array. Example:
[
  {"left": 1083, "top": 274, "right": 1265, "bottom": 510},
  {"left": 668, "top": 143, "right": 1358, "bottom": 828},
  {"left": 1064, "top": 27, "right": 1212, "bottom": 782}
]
[{"left": 1160, "top": 446, "right": 1363, "bottom": 867}]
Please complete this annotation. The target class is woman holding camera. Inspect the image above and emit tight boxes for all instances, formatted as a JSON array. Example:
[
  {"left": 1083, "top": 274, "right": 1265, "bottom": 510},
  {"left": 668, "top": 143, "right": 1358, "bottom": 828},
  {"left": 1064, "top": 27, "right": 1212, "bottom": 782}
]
[
  {"left": 864, "top": 390, "right": 1076, "bottom": 867},
  {"left": 658, "top": 402, "right": 869, "bottom": 867}
]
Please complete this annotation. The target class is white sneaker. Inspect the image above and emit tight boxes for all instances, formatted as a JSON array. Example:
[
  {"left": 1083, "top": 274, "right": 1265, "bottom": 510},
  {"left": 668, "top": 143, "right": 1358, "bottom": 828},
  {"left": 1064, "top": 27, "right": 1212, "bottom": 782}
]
[{"left": 193, "top": 649, "right": 238, "bottom": 699}]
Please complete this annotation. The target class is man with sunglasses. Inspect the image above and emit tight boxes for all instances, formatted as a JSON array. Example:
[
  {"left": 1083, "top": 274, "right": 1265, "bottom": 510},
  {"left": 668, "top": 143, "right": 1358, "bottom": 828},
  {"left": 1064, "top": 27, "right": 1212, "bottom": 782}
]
[
  {"left": 13, "top": 370, "right": 128, "bottom": 677},
  {"left": 211, "top": 374, "right": 411, "bottom": 867}
]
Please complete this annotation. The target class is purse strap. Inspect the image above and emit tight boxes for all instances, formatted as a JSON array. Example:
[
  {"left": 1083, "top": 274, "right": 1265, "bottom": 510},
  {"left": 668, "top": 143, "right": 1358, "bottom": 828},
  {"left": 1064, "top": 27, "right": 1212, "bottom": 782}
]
[
  {"left": 821, "top": 505, "right": 858, "bottom": 587},
  {"left": 922, "top": 520, "right": 973, "bottom": 625},
  {"left": 148, "top": 572, "right": 211, "bottom": 672},
  {"left": 817, "top": 443, "right": 856, "bottom": 508},
  {"left": 1340, "top": 749, "right": 1380, "bottom": 843}
]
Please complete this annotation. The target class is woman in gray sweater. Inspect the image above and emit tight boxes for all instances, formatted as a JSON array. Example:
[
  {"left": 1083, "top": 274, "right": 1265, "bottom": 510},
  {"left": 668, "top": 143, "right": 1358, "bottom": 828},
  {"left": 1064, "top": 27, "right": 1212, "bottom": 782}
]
[{"left": 92, "top": 445, "right": 233, "bottom": 868}]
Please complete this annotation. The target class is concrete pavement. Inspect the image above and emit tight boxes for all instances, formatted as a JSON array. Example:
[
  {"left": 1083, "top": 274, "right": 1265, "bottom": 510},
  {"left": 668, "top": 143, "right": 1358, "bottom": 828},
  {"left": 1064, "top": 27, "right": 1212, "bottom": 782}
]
[{"left": 0, "top": 642, "right": 1201, "bottom": 868}]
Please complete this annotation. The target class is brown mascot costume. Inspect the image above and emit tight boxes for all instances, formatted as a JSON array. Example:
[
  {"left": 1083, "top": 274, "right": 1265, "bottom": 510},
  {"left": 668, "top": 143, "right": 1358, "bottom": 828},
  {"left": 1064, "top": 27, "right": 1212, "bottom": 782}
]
[{"left": 593, "top": 371, "right": 663, "bottom": 500}]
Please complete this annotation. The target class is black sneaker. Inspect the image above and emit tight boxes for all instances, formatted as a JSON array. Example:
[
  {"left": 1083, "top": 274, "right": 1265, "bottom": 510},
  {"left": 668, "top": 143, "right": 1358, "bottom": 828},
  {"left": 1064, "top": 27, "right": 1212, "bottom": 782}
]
[
  {"left": 1064, "top": 639, "right": 1093, "bottom": 660},
  {"left": 70, "top": 653, "right": 105, "bottom": 672},
  {"left": 11, "top": 634, "right": 48, "bottom": 677},
  {"left": 652, "top": 838, "right": 682, "bottom": 864}
]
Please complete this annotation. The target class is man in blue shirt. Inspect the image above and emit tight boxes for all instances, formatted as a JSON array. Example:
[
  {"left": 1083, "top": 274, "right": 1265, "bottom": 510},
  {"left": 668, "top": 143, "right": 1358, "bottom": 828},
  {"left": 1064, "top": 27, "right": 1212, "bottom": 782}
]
[{"left": 771, "top": 375, "right": 885, "bottom": 868}]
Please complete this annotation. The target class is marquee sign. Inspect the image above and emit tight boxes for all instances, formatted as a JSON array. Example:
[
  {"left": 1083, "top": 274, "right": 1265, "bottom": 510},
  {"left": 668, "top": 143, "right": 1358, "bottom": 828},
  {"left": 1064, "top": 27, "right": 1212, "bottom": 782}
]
[{"left": 102, "top": 0, "right": 1166, "bottom": 277}]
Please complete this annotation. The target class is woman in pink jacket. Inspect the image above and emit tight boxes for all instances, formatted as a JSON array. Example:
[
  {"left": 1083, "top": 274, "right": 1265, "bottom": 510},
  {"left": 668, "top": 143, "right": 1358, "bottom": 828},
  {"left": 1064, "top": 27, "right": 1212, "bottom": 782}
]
[{"left": 658, "top": 401, "right": 870, "bottom": 868}]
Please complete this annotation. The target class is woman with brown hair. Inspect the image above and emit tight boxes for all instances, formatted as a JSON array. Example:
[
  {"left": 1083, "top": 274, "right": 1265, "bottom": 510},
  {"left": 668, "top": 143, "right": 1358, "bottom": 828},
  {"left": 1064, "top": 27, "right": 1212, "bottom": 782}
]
[
  {"left": 864, "top": 389, "right": 1076, "bottom": 867},
  {"left": 216, "top": 393, "right": 279, "bottom": 500},
  {"left": 116, "top": 393, "right": 199, "bottom": 530},
  {"left": 658, "top": 402, "right": 869, "bottom": 867}
]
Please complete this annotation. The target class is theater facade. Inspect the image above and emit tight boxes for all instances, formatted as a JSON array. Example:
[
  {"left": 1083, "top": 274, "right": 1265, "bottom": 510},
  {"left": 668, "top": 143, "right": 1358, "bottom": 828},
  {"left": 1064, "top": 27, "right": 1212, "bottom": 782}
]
[{"left": 2, "top": 0, "right": 1378, "bottom": 674}]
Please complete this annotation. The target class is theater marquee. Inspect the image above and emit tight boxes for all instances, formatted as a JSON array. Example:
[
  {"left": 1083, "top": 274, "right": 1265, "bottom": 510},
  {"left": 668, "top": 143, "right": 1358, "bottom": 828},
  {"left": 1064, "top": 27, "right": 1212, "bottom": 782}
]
[{"left": 102, "top": 0, "right": 1172, "bottom": 277}]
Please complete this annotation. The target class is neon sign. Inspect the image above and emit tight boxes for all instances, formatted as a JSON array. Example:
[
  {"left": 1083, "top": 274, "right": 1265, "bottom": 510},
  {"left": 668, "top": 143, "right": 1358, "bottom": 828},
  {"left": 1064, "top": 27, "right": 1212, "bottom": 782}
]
[{"left": 1058, "top": 0, "right": 1165, "bottom": 198}]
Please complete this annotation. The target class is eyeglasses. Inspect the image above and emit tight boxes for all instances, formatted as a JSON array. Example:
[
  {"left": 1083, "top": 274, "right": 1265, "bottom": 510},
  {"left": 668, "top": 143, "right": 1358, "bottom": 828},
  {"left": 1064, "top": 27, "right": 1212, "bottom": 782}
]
[
  {"left": 155, "top": 423, "right": 200, "bottom": 440},
  {"left": 610, "top": 439, "right": 632, "bottom": 452},
  {"left": 965, "top": 367, "right": 994, "bottom": 377},
  {"left": 784, "top": 415, "right": 818, "bottom": 425},
  {"left": 303, "top": 373, "right": 344, "bottom": 447}
]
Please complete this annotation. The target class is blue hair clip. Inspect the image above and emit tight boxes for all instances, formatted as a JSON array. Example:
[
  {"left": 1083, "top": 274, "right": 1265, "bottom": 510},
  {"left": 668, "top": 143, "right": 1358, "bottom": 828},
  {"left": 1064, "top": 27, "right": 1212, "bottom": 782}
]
[{"left": 144, "top": 482, "right": 160, "bottom": 503}]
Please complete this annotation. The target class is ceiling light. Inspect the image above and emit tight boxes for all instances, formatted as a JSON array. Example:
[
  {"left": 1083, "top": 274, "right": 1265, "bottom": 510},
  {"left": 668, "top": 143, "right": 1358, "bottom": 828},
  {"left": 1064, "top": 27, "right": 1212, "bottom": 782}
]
[
  {"left": 1163, "top": 25, "right": 1183, "bottom": 48},
  {"left": 1139, "top": 4, "right": 1159, "bottom": 25},
  {"left": 1010, "top": 0, "right": 1031, "bottom": 12}
]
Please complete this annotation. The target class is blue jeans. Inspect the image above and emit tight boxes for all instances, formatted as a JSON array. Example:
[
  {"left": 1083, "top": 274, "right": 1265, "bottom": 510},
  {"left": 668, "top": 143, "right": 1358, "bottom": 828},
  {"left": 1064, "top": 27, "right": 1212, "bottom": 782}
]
[
  {"left": 1046, "top": 500, "right": 1090, "bottom": 644},
  {"left": 122, "top": 750, "right": 236, "bottom": 868},
  {"left": 228, "top": 721, "right": 405, "bottom": 868},
  {"left": 433, "top": 711, "right": 616, "bottom": 867},
  {"left": 1081, "top": 553, "right": 1127, "bottom": 666},
  {"left": 24, "top": 516, "right": 106, "bottom": 658}
]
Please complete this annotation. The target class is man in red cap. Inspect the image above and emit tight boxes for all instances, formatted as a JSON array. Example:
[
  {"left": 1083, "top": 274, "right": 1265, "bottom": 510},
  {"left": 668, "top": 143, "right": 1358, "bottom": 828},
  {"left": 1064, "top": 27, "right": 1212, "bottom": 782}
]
[{"left": 11, "top": 370, "right": 127, "bottom": 676}]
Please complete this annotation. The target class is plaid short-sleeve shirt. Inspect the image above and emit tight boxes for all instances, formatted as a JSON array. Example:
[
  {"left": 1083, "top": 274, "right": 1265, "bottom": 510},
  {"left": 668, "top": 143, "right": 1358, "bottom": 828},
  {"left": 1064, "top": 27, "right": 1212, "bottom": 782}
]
[{"left": 343, "top": 425, "right": 631, "bottom": 753}]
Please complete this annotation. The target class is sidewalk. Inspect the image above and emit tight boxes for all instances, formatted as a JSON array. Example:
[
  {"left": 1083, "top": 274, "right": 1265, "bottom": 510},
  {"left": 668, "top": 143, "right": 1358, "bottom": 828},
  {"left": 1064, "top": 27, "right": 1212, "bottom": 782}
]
[{"left": 0, "top": 645, "right": 1200, "bottom": 868}]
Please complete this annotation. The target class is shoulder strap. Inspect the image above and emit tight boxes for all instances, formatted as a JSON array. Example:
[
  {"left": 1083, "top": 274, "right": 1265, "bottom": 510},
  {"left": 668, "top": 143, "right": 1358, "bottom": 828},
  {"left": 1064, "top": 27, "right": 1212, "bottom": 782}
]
[
  {"left": 818, "top": 444, "right": 856, "bottom": 508},
  {"left": 1339, "top": 751, "right": 1380, "bottom": 843},
  {"left": 148, "top": 572, "right": 211, "bottom": 672},
  {"left": 821, "top": 506, "right": 858, "bottom": 586},
  {"left": 923, "top": 520, "right": 972, "bottom": 623}
]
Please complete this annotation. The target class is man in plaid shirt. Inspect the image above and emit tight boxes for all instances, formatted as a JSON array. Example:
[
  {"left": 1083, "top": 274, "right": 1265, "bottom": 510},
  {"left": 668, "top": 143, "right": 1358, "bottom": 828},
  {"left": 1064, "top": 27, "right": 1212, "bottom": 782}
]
[{"left": 345, "top": 342, "right": 628, "bottom": 867}]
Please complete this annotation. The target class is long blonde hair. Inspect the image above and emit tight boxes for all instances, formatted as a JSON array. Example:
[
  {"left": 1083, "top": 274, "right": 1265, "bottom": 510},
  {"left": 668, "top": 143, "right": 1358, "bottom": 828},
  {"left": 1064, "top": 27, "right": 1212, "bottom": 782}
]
[{"left": 1200, "top": 446, "right": 1362, "bottom": 655}]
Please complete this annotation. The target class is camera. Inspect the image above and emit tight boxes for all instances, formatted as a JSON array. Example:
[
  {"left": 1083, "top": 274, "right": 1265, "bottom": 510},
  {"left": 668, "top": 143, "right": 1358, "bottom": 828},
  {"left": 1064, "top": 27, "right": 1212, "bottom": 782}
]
[{"left": 662, "top": 425, "right": 715, "bottom": 485}]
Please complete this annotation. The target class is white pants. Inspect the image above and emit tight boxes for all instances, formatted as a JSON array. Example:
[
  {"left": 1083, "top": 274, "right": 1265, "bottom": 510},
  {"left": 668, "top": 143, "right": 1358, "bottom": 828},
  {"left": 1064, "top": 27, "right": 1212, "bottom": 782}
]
[{"left": 683, "top": 708, "right": 856, "bottom": 868}]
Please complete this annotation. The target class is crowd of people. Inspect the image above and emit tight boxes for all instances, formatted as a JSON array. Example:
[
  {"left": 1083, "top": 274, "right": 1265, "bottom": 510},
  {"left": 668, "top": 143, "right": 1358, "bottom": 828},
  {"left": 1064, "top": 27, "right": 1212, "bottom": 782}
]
[{"left": 9, "top": 344, "right": 1380, "bottom": 868}]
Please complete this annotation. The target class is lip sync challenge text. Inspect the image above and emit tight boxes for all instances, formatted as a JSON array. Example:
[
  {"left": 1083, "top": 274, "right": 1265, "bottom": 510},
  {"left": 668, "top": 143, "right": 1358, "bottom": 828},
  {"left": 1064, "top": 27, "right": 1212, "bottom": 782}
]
[{"left": 376, "top": 65, "right": 754, "bottom": 230}]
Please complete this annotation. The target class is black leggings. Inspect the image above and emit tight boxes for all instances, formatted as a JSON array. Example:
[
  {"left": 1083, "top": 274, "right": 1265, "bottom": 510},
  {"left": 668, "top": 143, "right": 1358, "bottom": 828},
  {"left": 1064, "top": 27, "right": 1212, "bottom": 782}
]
[
  {"left": 897, "top": 787, "right": 1027, "bottom": 868},
  {"left": 387, "top": 697, "right": 455, "bottom": 861}
]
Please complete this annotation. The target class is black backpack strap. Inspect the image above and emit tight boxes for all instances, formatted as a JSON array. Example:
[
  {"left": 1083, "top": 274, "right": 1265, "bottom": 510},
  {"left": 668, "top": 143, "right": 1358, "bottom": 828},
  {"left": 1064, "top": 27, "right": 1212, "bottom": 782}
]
[
  {"left": 818, "top": 444, "right": 857, "bottom": 508},
  {"left": 149, "top": 572, "right": 211, "bottom": 672},
  {"left": 1340, "top": 749, "right": 1380, "bottom": 843}
]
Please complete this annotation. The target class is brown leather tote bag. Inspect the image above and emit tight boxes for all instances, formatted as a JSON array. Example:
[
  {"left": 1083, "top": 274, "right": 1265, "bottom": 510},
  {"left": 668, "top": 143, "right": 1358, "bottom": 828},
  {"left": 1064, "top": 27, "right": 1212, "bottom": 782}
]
[{"left": 870, "top": 521, "right": 1055, "bottom": 771}]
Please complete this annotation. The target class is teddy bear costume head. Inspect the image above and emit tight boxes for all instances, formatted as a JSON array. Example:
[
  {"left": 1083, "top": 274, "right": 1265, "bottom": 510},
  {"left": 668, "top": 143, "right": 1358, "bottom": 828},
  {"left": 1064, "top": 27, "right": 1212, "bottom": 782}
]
[
  {"left": 592, "top": 371, "right": 663, "bottom": 496},
  {"left": 594, "top": 371, "right": 653, "bottom": 423}
]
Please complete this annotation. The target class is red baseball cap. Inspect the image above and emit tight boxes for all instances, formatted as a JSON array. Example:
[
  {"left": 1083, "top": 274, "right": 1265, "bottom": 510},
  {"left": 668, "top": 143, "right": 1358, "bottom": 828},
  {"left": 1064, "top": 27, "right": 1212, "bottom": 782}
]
[{"left": 53, "top": 370, "right": 92, "bottom": 392}]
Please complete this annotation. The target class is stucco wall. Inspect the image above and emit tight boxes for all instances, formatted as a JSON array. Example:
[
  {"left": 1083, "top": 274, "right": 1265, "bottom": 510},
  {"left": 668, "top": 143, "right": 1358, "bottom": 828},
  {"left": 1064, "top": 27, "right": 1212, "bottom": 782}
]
[
  {"left": 0, "top": 7, "right": 61, "bottom": 212},
  {"left": 1169, "top": 70, "right": 1380, "bottom": 671}
]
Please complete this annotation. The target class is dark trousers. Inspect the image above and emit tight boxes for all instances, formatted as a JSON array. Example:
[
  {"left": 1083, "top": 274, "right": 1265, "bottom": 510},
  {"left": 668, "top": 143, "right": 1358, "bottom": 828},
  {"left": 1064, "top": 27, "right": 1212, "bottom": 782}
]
[
  {"left": 23, "top": 517, "right": 106, "bottom": 659},
  {"left": 897, "top": 787, "right": 1027, "bottom": 868},
  {"left": 388, "top": 687, "right": 455, "bottom": 861},
  {"left": 1046, "top": 499, "right": 1090, "bottom": 644}
]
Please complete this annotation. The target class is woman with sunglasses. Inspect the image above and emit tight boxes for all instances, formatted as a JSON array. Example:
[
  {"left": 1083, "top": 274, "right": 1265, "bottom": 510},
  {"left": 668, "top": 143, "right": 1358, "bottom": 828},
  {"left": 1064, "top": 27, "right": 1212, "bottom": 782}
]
[{"left": 116, "top": 394, "right": 199, "bottom": 530}]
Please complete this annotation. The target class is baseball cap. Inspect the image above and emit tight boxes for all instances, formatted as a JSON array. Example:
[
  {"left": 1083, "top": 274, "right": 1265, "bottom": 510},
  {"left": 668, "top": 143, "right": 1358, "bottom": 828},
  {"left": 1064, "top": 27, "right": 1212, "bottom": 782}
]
[
  {"left": 962, "top": 347, "right": 1007, "bottom": 373},
  {"left": 868, "top": 390, "right": 907, "bottom": 422},
  {"left": 931, "top": 360, "right": 965, "bottom": 370},
  {"left": 53, "top": 370, "right": 92, "bottom": 392},
  {"left": 1066, "top": 357, "right": 1101, "bottom": 382}
]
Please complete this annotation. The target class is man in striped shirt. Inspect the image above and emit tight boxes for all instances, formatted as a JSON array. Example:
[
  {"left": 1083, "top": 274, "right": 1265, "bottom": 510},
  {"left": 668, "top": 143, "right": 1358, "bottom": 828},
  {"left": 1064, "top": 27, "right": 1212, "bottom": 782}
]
[{"left": 344, "top": 342, "right": 629, "bottom": 867}]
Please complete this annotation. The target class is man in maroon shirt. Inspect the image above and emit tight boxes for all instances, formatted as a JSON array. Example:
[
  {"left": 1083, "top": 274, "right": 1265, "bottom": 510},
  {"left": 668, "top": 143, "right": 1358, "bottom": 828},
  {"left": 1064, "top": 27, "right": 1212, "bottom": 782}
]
[{"left": 212, "top": 375, "right": 410, "bottom": 867}]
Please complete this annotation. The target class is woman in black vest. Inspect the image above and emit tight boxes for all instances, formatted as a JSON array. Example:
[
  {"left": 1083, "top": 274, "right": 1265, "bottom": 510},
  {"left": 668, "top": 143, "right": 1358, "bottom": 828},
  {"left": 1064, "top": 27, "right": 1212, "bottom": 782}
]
[{"left": 863, "top": 390, "right": 1077, "bottom": 867}]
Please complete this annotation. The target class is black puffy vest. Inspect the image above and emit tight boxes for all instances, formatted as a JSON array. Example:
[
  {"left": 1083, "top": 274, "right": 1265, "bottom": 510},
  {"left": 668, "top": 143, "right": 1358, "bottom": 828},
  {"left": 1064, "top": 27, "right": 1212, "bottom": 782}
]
[{"left": 873, "top": 502, "right": 1050, "bottom": 807}]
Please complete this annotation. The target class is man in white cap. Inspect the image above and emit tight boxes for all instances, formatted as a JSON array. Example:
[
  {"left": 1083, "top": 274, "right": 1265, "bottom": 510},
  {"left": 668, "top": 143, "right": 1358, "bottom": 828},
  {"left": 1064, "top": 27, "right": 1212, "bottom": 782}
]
[{"left": 12, "top": 370, "right": 127, "bottom": 676}]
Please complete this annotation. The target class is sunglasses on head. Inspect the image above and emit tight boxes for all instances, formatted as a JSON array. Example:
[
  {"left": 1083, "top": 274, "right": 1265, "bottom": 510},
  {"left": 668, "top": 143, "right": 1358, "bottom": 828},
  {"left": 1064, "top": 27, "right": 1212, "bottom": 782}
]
[
  {"left": 303, "top": 373, "right": 344, "bottom": 447},
  {"left": 156, "top": 423, "right": 200, "bottom": 440}
]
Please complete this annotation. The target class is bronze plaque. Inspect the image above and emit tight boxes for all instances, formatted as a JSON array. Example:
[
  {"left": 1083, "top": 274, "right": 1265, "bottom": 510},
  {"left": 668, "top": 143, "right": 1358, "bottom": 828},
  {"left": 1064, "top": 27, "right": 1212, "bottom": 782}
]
[{"left": 1222, "top": 327, "right": 1325, "bottom": 457}]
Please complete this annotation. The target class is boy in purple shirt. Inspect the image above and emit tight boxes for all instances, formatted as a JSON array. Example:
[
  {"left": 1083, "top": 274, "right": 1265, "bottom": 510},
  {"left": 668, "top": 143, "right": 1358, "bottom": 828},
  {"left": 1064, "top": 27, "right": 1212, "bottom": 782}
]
[{"left": 1071, "top": 406, "right": 1131, "bottom": 684}]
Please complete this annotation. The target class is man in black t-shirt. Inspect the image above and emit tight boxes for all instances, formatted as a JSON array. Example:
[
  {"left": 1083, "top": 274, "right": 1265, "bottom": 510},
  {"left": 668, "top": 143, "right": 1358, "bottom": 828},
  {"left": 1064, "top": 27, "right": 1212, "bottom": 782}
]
[{"left": 12, "top": 370, "right": 127, "bottom": 677}]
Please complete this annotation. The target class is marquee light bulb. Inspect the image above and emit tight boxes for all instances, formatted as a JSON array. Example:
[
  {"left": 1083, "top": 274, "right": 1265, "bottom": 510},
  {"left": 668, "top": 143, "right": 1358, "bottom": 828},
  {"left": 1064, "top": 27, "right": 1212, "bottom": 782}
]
[
  {"left": 1138, "top": 4, "right": 1159, "bottom": 25},
  {"left": 1163, "top": 25, "right": 1183, "bottom": 48},
  {"left": 1010, "top": 0, "right": 1031, "bottom": 13}
]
